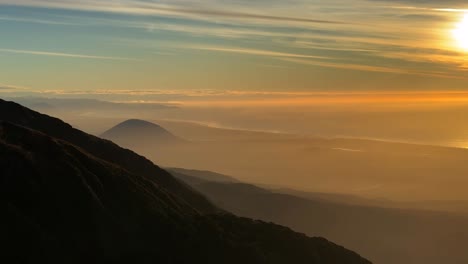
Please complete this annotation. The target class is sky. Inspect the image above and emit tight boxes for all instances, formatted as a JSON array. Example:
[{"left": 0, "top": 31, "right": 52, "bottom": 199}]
[{"left": 1, "top": 0, "right": 468, "bottom": 98}]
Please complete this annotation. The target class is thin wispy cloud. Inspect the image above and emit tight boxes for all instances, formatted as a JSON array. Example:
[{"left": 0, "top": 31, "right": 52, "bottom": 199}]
[
  {"left": 0, "top": 48, "right": 138, "bottom": 61},
  {"left": 140, "top": 5, "right": 349, "bottom": 25},
  {"left": 174, "top": 42, "right": 466, "bottom": 78},
  {"left": 0, "top": 0, "right": 348, "bottom": 25},
  {"left": 387, "top": 6, "right": 468, "bottom": 13},
  {"left": 18, "top": 88, "right": 468, "bottom": 98},
  {"left": 282, "top": 58, "right": 464, "bottom": 79},
  {"left": 0, "top": 83, "right": 29, "bottom": 91},
  {"left": 0, "top": 15, "right": 80, "bottom": 26},
  {"left": 0, "top": 86, "right": 17, "bottom": 90},
  {"left": 181, "top": 45, "right": 329, "bottom": 60}
]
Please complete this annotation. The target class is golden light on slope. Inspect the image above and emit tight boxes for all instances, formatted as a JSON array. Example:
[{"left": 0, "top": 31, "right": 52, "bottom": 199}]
[{"left": 453, "top": 13, "right": 468, "bottom": 51}]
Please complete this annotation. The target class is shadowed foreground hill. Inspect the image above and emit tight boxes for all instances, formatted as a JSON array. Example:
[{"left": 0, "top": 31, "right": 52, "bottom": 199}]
[
  {"left": 171, "top": 170, "right": 468, "bottom": 264},
  {"left": 0, "top": 99, "right": 370, "bottom": 264},
  {"left": 0, "top": 99, "right": 213, "bottom": 214}
]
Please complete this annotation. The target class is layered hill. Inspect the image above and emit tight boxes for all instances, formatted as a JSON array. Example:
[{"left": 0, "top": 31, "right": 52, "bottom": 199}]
[
  {"left": 173, "top": 169, "right": 468, "bottom": 264},
  {"left": 0, "top": 99, "right": 370, "bottom": 264}
]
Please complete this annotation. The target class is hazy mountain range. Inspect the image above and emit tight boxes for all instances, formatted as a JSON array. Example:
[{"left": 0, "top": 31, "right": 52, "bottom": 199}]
[
  {"left": 90, "top": 117, "right": 468, "bottom": 264},
  {"left": 169, "top": 168, "right": 468, "bottom": 264},
  {"left": 103, "top": 118, "right": 468, "bottom": 202},
  {"left": 0, "top": 98, "right": 370, "bottom": 264}
]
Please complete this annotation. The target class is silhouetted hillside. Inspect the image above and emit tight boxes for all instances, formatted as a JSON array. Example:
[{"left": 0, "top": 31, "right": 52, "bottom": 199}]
[
  {"left": 0, "top": 99, "right": 213, "bottom": 214},
  {"left": 0, "top": 99, "right": 371, "bottom": 264},
  {"left": 173, "top": 169, "right": 468, "bottom": 264},
  {"left": 101, "top": 119, "right": 184, "bottom": 147}
]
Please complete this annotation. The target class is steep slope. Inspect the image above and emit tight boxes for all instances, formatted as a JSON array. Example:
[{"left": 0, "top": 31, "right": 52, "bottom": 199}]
[
  {"left": 173, "top": 170, "right": 468, "bottom": 264},
  {"left": 0, "top": 99, "right": 213, "bottom": 214},
  {"left": 0, "top": 121, "right": 370, "bottom": 263},
  {"left": 0, "top": 121, "right": 197, "bottom": 263},
  {"left": 101, "top": 119, "right": 184, "bottom": 147}
]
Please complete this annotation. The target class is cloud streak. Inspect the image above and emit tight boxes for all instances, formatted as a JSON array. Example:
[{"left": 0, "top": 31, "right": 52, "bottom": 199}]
[
  {"left": 139, "top": 4, "right": 349, "bottom": 25},
  {"left": 0, "top": 15, "right": 81, "bottom": 26},
  {"left": 0, "top": 48, "right": 137, "bottom": 61},
  {"left": 182, "top": 45, "right": 329, "bottom": 60},
  {"left": 281, "top": 58, "right": 465, "bottom": 79},
  {"left": 0, "top": 86, "right": 17, "bottom": 90},
  {"left": 0, "top": 83, "right": 29, "bottom": 91},
  {"left": 0, "top": 0, "right": 348, "bottom": 25}
]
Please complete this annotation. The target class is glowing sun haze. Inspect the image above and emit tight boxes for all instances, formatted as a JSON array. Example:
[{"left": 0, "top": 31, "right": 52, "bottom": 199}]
[{"left": 453, "top": 13, "right": 468, "bottom": 50}]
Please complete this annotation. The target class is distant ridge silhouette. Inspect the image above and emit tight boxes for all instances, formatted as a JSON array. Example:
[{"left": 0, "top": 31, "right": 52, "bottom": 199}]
[{"left": 172, "top": 168, "right": 468, "bottom": 264}]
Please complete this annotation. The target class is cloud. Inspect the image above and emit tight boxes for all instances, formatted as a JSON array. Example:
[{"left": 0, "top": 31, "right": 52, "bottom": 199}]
[
  {"left": 371, "top": 0, "right": 468, "bottom": 7},
  {"left": 384, "top": 5, "right": 468, "bottom": 14},
  {"left": 0, "top": 83, "right": 29, "bottom": 91},
  {"left": 9, "top": 88, "right": 468, "bottom": 111},
  {"left": 332, "top": 148, "right": 363, "bottom": 152},
  {"left": 1, "top": 0, "right": 467, "bottom": 85},
  {"left": 18, "top": 88, "right": 468, "bottom": 98},
  {"left": 173, "top": 43, "right": 450, "bottom": 77},
  {"left": 0, "top": 0, "right": 347, "bottom": 25},
  {"left": 0, "top": 48, "right": 138, "bottom": 61},
  {"left": 281, "top": 58, "right": 465, "bottom": 79},
  {"left": 181, "top": 45, "right": 329, "bottom": 59},
  {"left": 142, "top": 5, "right": 348, "bottom": 25},
  {"left": 0, "top": 15, "right": 81, "bottom": 26}
]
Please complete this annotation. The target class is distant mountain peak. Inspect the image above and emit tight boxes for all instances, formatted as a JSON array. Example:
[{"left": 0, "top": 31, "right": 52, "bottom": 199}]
[
  {"left": 116, "top": 119, "right": 164, "bottom": 128},
  {"left": 101, "top": 119, "right": 184, "bottom": 145}
]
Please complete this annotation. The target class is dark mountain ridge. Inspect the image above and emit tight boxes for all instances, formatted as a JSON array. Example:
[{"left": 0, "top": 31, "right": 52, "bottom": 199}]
[
  {"left": 0, "top": 99, "right": 370, "bottom": 264},
  {"left": 0, "top": 99, "right": 212, "bottom": 214}
]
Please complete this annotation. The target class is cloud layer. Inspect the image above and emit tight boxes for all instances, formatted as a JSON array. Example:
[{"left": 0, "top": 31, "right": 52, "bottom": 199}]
[{"left": 0, "top": 0, "right": 467, "bottom": 91}]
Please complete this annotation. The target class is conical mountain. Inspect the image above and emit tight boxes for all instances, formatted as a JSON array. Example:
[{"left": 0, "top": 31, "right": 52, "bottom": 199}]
[
  {"left": 102, "top": 119, "right": 182, "bottom": 142},
  {"left": 101, "top": 119, "right": 184, "bottom": 148}
]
